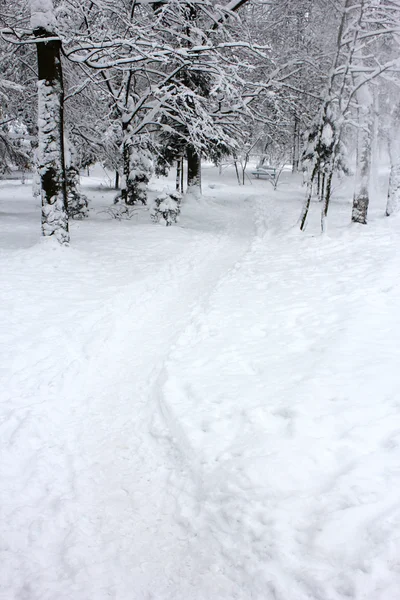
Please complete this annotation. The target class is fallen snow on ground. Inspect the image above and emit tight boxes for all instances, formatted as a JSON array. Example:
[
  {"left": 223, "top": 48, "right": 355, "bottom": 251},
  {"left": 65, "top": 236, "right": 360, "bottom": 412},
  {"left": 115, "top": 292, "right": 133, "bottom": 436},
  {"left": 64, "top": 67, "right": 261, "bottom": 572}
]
[{"left": 1, "top": 166, "right": 400, "bottom": 599}]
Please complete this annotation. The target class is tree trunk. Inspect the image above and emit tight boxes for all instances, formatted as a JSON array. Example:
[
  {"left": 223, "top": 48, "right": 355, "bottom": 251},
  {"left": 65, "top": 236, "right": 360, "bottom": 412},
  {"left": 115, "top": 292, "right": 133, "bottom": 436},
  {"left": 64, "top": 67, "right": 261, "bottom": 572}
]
[
  {"left": 386, "top": 137, "right": 400, "bottom": 217},
  {"left": 299, "top": 164, "right": 317, "bottom": 231},
  {"left": 120, "top": 122, "right": 134, "bottom": 205},
  {"left": 352, "top": 89, "right": 373, "bottom": 225},
  {"left": 180, "top": 157, "right": 184, "bottom": 193},
  {"left": 187, "top": 145, "right": 201, "bottom": 196},
  {"left": 34, "top": 26, "right": 69, "bottom": 244},
  {"left": 119, "top": 125, "right": 151, "bottom": 205},
  {"left": 115, "top": 170, "right": 120, "bottom": 190},
  {"left": 176, "top": 158, "right": 181, "bottom": 191},
  {"left": 292, "top": 115, "right": 300, "bottom": 173},
  {"left": 321, "top": 168, "right": 334, "bottom": 233},
  {"left": 234, "top": 160, "right": 240, "bottom": 185}
]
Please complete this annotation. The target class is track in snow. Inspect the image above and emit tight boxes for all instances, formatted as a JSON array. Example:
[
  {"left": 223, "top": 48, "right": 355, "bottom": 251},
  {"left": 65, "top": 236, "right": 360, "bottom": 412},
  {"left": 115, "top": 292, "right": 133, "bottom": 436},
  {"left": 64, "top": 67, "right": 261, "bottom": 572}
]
[{"left": 0, "top": 188, "right": 265, "bottom": 600}]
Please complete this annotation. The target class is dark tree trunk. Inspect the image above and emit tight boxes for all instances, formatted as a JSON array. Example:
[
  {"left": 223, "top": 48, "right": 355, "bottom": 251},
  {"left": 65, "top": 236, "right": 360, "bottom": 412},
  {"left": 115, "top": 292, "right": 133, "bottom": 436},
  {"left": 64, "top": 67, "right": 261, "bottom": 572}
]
[
  {"left": 180, "top": 157, "right": 184, "bottom": 193},
  {"left": 120, "top": 122, "right": 133, "bottom": 205},
  {"left": 176, "top": 158, "right": 181, "bottom": 191},
  {"left": 292, "top": 115, "right": 300, "bottom": 173},
  {"left": 187, "top": 145, "right": 201, "bottom": 196},
  {"left": 119, "top": 122, "right": 150, "bottom": 205},
  {"left": 234, "top": 160, "right": 240, "bottom": 185},
  {"left": 34, "top": 26, "right": 69, "bottom": 243},
  {"left": 299, "top": 164, "right": 317, "bottom": 231},
  {"left": 321, "top": 167, "right": 334, "bottom": 232},
  {"left": 115, "top": 170, "right": 120, "bottom": 190}
]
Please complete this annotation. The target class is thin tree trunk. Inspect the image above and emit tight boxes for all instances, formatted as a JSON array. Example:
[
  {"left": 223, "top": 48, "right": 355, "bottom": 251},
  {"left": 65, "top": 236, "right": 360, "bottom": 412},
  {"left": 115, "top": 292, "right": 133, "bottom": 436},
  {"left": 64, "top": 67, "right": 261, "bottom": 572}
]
[
  {"left": 120, "top": 122, "right": 133, "bottom": 204},
  {"left": 234, "top": 160, "right": 241, "bottom": 185},
  {"left": 176, "top": 159, "right": 181, "bottom": 191},
  {"left": 386, "top": 137, "right": 400, "bottom": 216},
  {"left": 115, "top": 170, "right": 120, "bottom": 190},
  {"left": 187, "top": 145, "right": 201, "bottom": 196},
  {"left": 180, "top": 157, "right": 184, "bottom": 193},
  {"left": 34, "top": 25, "right": 69, "bottom": 243},
  {"left": 292, "top": 115, "right": 300, "bottom": 173},
  {"left": 299, "top": 165, "right": 317, "bottom": 231},
  {"left": 352, "top": 88, "right": 373, "bottom": 225},
  {"left": 242, "top": 156, "right": 248, "bottom": 185},
  {"left": 321, "top": 168, "right": 334, "bottom": 232}
]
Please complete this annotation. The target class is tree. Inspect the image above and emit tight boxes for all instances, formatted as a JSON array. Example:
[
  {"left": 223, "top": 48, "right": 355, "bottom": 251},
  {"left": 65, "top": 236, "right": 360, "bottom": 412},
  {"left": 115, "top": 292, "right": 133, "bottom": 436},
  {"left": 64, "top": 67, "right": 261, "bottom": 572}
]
[
  {"left": 351, "top": 83, "right": 374, "bottom": 225},
  {"left": 297, "top": 0, "right": 399, "bottom": 231},
  {"left": 31, "top": 0, "right": 69, "bottom": 243},
  {"left": 386, "top": 103, "right": 400, "bottom": 217},
  {"left": 59, "top": 0, "right": 259, "bottom": 201}
]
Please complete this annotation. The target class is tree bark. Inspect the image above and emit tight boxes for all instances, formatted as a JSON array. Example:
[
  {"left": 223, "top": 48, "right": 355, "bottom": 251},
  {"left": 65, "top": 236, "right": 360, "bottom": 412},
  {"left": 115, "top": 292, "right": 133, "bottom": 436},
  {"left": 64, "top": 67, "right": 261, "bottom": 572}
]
[
  {"left": 34, "top": 26, "right": 69, "bottom": 243},
  {"left": 299, "top": 164, "right": 317, "bottom": 231},
  {"left": 187, "top": 145, "right": 201, "bottom": 196},
  {"left": 292, "top": 115, "right": 300, "bottom": 173},
  {"left": 386, "top": 137, "right": 400, "bottom": 217},
  {"left": 352, "top": 88, "right": 373, "bottom": 225},
  {"left": 119, "top": 124, "right": 151, "bottom": 205},
  {"left": 120, "top": 121, "right": 134, "bottom": 204},
  {"left": 176, "top": 158, "right": 181, "bottom": 191},
  {"left": 321, "top": 168, "right": 334, "bottom": 233}
]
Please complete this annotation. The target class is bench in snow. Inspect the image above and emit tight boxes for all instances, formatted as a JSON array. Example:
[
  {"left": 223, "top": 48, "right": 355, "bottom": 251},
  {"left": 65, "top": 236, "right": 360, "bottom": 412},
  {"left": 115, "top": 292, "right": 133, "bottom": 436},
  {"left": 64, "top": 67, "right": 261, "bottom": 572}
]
[{"left": 252, "top": 167, "right": 277, "bottom": 180}]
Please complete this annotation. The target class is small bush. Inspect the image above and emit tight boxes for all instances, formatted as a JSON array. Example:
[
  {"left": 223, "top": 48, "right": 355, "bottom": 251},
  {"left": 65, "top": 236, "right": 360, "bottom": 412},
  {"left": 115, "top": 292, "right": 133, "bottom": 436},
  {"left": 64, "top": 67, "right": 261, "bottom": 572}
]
[
  {"left": 100, "top": 204, "right": 139, "bottom": 220},
  {"left": 151, "top": 191, "right": 182, "bottom": 226}
]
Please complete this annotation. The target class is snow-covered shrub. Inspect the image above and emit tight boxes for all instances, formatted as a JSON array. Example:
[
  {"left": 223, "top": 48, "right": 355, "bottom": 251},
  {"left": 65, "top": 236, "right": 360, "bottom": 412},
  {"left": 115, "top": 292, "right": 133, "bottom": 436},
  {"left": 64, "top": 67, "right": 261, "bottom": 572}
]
[
  {"left": 101, "top": 204, "right": 139, "bottom": 220},
  {"left": 151, "top": 191, "right": 181, "bottom": 226}
]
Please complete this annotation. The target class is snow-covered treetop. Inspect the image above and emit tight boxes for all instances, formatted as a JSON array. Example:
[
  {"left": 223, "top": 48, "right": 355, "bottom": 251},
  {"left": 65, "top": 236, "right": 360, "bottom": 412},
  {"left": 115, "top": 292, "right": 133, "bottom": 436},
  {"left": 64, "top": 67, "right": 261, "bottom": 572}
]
[{"left": 30, "top": 0, "right": 56, "bottom": 32}]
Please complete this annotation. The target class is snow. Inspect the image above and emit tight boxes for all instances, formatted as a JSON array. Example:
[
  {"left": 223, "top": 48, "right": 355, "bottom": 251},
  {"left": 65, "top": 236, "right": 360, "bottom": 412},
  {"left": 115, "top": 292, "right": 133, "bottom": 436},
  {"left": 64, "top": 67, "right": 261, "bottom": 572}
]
[
  {"left": 321, "top": 122, "right": 334, "bottom": 146},
  {"left": 30, "top": 0, "right": 56, "bottom": 31},
  {"left": 1, "top": 166, "right": 400, "bottom": 599}
]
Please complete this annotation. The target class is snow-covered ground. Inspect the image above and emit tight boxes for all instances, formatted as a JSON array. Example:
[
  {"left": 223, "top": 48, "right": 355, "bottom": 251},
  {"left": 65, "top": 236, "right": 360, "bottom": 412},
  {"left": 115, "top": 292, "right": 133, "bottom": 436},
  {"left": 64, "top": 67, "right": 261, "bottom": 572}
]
[{"left": 1, "top": 166, "right": 400, "bottom": 599}]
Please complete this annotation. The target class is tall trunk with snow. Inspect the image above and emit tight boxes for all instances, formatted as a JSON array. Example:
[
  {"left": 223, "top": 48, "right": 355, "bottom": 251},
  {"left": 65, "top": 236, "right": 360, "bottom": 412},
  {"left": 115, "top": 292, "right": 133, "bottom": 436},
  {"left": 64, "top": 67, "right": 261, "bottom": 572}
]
[
  {"left": 386, "top": 136, "right": 400, "bottom": 217},
  {"left": 186, "top": 145, "right": 201, "bottom": 196},
  {"left": 119, "top": 123, "right": 152, "bottom": 205},
  {"left": 352, "top": 86, "right": 373, "bottom": 225},
  {"left": 320, "top": 167, "right": 334, "bottom": 233},
  {"left": 299, "top": 165, "right": 317, "bottom": 231},
  {"left": 292, "top": 115, "right": 300, "bottom": 173},
  {"left": 32, "top": 0, "right": 69, "bottom": 244},
  {"left": 120, "top": 121, "right": 133, "bottom": 204},
  {"left": 176, "top": 158, "right": 183, "bottom": 193}
]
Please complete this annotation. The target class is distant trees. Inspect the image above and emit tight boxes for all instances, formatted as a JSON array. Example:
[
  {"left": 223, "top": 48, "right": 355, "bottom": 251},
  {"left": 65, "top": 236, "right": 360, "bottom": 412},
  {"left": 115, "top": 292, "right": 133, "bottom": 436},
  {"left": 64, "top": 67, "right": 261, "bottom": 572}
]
[
  {"left": 386, "top": 103, "right": 400, "bottom": 217},
  {"left": 59, "top": 0, "right": 251, "bottom": 203},
  {"left": 1, "top": 0, "right": 400, "bottom": 242},
  {"left": 298, "top": 0, "right": 400, "bottom": 231}
]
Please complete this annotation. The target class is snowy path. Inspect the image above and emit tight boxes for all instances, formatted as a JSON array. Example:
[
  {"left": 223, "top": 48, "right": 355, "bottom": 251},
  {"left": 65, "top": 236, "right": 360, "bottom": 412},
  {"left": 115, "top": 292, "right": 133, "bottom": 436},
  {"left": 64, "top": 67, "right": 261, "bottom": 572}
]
[
  {"left": 1, "top": 172, "right": 400, "bottom": 599},
  {"left": 160, "top": 222, "right": 400, "bottom": 599},
  {"left": 0, "top": 185, "right": 263, "bottom": 599}
]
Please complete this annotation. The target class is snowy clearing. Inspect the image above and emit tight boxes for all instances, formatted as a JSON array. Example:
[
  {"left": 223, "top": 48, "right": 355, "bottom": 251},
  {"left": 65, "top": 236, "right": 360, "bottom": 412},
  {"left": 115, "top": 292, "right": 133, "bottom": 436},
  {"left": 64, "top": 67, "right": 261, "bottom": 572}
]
[{"left": 1, "top": 167, "right": 400, "bottom": 600}]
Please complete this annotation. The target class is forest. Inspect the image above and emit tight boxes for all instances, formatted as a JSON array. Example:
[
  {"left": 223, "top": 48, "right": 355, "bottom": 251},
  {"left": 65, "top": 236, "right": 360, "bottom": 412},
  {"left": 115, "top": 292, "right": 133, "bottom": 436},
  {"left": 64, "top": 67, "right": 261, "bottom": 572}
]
[
  {"left": 1, "top": 1, "right": 400, "bottom": 599},
  {"left": 1, "top": 0, "right": 400, "bottom": 237}
]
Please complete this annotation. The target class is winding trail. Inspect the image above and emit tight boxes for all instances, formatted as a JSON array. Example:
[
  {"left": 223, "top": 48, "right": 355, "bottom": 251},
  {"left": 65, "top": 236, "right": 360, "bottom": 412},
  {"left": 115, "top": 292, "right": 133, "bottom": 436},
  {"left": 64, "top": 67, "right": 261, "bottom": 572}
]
[
  {"left": 2, "top": 175, "right": 400, "bottom": 600},
  {"left": 0, "top": 189, "right": 264, "bottom": 600}
]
